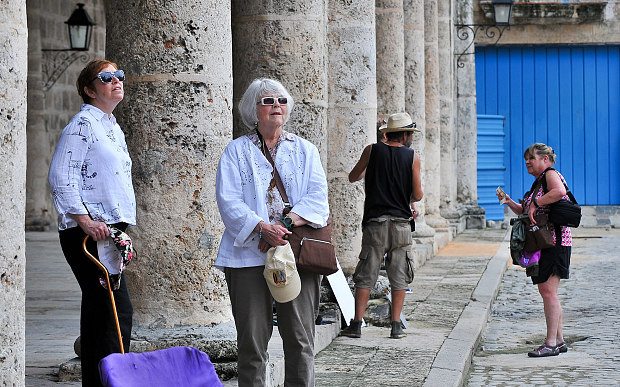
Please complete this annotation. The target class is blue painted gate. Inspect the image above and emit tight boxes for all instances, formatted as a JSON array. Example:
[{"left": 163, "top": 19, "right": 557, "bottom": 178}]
[
  {"left": 477, "top": 115, "right": 506, "bottom": 220},
  {"left": 475, "top": 45, "right": 620, "bottom": 205}
]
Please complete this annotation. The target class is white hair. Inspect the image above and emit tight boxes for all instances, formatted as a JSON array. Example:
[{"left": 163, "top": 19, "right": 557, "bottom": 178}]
[{"left": 238, "top": 78, "right": 294, "bottom": 129}]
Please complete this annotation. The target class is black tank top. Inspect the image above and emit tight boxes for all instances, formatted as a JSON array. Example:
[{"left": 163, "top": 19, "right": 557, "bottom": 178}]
[{"left": 362, "top": 142, "right": 414, "bottom": 226}]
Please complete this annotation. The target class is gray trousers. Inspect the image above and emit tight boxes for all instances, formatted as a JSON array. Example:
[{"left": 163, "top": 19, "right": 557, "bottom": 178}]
[{"left": 225, "top": 266, "right": 320, "bottom": 387}]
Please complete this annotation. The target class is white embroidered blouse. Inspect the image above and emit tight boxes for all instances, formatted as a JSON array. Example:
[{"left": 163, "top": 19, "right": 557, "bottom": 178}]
[
  {"left": 48, "top": 104, "right": 136, "bottom": 230},
  {"left": 215, "top": 131, "right": 330, "bottom": 269}
]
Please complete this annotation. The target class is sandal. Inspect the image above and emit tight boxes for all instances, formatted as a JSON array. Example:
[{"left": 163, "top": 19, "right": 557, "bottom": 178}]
[
  {"left": 556, "top": 341, "right": 568, "bottom": 353},
  {"left": 528, "top": 343, "right": 559, "bottom": 357}
]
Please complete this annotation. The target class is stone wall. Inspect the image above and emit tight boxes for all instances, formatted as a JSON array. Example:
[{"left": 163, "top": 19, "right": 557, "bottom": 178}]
[
  {"left": 0, "top": 1, "right": 28, "bottom": 384},
  {"left": 26, "top": 0, "right": 106, "bottom": 230},
  {"left": 474, "top": 0, "right": 620, "bottom": 44}
]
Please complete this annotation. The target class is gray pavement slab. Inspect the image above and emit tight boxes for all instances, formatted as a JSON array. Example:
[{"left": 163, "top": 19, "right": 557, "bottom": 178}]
[
  {"left": 466, "top": 227, "right": 620, "bottom": 386},
  {"left": 25, "top": 228, "right": 510, "bottom": 386},
  {"left": 315, "top": 228, "right": 508, "bottom": 387}
]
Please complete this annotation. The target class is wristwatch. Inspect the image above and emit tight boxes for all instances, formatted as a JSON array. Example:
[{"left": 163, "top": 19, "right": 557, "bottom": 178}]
[{"left": 280, "top": 215, "right": 295, "bottom": 231}]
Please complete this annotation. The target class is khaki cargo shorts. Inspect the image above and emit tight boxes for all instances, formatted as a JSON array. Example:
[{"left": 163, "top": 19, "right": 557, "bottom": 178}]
[{"left": 353, "top": 216, "right": 414, "bottom": 290}]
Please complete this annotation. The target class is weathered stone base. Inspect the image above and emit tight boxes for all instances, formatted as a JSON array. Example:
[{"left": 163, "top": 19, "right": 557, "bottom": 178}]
[
  {"left": 442, "top": 204, "right": 486, "bottom": 234},
  {"left": 581, "top": 206, "right": 620, "bottom": 228}
]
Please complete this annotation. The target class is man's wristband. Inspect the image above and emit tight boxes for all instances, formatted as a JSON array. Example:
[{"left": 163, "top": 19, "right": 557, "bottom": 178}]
[{"left": 533, "top": 197, "right": 540, "bottom": 208}]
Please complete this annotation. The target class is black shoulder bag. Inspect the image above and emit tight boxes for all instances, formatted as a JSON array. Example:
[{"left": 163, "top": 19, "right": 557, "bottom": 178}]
[{"left": 540, "top": 168, "right": 582, "bottom": 228}]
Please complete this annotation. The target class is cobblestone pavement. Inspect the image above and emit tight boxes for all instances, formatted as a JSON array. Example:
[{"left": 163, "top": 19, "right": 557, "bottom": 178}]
[{"left": 466, "top": 227, "right": 620, "bottom": 386}]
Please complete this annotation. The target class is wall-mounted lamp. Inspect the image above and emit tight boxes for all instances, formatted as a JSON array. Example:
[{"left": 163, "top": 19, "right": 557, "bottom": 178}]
[
  {"left": 455, "top": 0, "right": 514, "bottom": 68},
  {"left": 41, "top": 3, "right": 96, "bottom": 91}
]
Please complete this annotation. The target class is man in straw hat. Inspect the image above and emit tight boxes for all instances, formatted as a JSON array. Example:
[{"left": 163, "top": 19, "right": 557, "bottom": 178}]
[{"left": 341, "top": 112, "right": 423, "bottom": 339}]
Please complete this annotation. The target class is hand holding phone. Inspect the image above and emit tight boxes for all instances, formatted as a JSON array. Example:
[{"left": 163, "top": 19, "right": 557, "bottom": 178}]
[{"left": 496, "top": 187, "right": 507, "bottom": 205}]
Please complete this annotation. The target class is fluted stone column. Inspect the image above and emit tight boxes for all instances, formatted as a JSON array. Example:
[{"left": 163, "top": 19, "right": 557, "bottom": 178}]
[
  {"left": 105, "top": 0, "right": 233, "bottom": 329},
  {"left": 424, "top": 0, "right": 449, "bottom": 229},
  {"left": 404, "top": 0, "right": 436, "bottom": 247},
  {"left": 326, "top": 0, "right": 377, "bottom": 272},
  {"left": 231, "top": 0, "right": 329, "bottom": 158},
  {"left": 438, "top": 0, "right": 458, "bottom": 221},
  {"left": 456, "top": 0, "right": 485, "bottom": 229},
  {"left": 376, "top": 0, "right": 406, "bottom": 118},
  {"left": 26, "top": 0, "right": 53, "bottom": 231},
  {"left": 0, "top": 1, "right": 27, "bottom": 384}
]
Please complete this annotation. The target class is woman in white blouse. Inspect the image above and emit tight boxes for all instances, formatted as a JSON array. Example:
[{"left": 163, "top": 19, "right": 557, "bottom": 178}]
[
  {"left": 216, "top": 78, "right": 329, "bottom": 387},
  {"left": 48, "top": 59, "right": 135, "bottom": 387}
]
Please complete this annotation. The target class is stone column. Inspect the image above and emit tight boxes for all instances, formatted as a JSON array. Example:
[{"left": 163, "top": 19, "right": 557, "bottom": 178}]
[
  {"left": 326, "top": 0, "right": 377, "bottom": 272},
  {"left": 404, "top": 0, "right": 436, "bottom": 252},
  {"left": 0, "top": 1, "right": 27, "bottom": 384},
  {"left": 26, "top": 0, "right": 53, "bottom": 231},
  {"left": 456, "top": 0, "right": 485, "bottom": 229},
  {"left": 423, "top": 0, "right": 449, "bottom": 229},
  {"left": 105, "top": 0, "right": 233, "bottom": 329},
  {"left": 231, "top": 0, "right": 329, "bottom": 158},
  {"left": 376, "top": 0, "right": 406, "bottom": 118},
  {"left": 438, "top": 0, "right": 458, "bottom": 224}
]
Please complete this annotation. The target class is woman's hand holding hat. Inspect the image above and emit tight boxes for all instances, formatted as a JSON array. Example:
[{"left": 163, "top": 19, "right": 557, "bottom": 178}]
[{"left": 259, "top": 222, "right": 291, "bottom": 252}]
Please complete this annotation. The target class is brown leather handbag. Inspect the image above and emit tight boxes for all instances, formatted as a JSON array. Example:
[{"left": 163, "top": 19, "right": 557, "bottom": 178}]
[
  {"left": 259, "top": 133, "right": 338, "bottom": 275},
  {"left": 523, "top": 214, "right": 555, "bottom": 252}
]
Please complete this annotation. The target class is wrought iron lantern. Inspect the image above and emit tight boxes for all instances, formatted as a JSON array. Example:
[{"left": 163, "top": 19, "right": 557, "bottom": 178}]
[
  {"left": 66, "top": 3, "right": 95, "bottom": 51},
  {"left": 41, "top": 3, "right": 96, "bottom": 90},
  {"left": 454, "top": 0, "right": 515, "bottom": 67}
]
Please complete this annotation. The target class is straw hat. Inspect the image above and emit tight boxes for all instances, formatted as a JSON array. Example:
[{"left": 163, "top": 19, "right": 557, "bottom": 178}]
[
  {"left": 380, "top": 112, "right": 419, "bottom": 133},
  {"left": 263, "top": 243, "right": 301, "bottom": 303}
]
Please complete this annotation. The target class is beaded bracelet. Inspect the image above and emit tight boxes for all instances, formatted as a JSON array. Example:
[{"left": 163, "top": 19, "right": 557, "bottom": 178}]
[{"left": 258, "top": 221, "right": 264, "bottom": 239}]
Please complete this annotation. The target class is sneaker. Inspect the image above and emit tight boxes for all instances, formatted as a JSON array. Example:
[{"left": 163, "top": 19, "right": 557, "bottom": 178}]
[
  {"left": 390, "top": 321, "right": 407, "bottom": 339},
  {"left": 528, "top": 343, "right": 559, "bottom": 357},
  {"left": 340, "top": 320, "right": 362, "bottom": 338},
  {"left": 556, "top": 341, "right": 568, "bottom": 353}
]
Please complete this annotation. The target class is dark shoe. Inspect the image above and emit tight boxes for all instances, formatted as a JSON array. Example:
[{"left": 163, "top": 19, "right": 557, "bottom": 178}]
[
  {"left": 340, "top": 320, "right": 362, "bottom": 338},
  {"left": 390, "top": 321, "right": 407, "bottom": 339},
  {"left": 556, "top": 341, "right": 568, "bottom": 353},
  {"left": 528, "top": 343, "right": 559, "bottom": 357}
]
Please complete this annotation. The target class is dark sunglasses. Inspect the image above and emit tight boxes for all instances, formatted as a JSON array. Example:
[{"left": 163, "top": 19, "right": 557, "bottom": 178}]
[
  {"left": 256, "top": 97, "right": 288, "bottom": 106},
  {"left": 92, "top": 70, "right": 125, "bottom": 84}
]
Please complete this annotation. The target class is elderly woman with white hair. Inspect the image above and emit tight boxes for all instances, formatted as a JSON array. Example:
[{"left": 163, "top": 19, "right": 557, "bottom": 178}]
[{"left": 215, "top": 78, "right": 330, "bottom": 386}]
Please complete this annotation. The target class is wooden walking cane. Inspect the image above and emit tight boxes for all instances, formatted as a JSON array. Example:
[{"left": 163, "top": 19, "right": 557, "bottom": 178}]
[{"left": 82, "top": 235, "right": 125, "bottom": 354}]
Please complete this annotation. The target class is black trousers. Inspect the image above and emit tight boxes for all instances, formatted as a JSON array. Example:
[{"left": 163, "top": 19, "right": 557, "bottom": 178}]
[{"left": 59, "top": 224, "right": 133, "bottom": 387}]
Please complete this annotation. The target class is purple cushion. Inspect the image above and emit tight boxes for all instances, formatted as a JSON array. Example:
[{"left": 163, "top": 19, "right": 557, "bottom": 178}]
[{"left": 99, "top": 346, "right": 222, "bottom": 387}]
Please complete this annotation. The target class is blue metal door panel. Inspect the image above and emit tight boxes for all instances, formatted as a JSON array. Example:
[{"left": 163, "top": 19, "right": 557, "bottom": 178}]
[
  {"left": 477, "top": 115, "right": 506, "bottom": 220},
  {"left": 475, "top": 45, "right": 620, "bottom": 205}
]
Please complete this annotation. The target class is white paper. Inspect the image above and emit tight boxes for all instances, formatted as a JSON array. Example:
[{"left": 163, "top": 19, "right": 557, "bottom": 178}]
[
  {"left": 327, "top": 258, "right": 366, "bottom": 327},
  {"left": 97, "top": 238, "right": 122, "bottom": 275},
  {"left": 496, "top": 186, "right": 507, "bottom": 205}
]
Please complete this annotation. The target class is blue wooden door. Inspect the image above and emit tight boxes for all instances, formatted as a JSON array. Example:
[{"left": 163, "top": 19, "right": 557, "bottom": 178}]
[
  {"left": 476, "top": 45, "right": 620, "bottom": 205},
  {"left": 477, "top": 115, "right": 506, "bottom": 220}
]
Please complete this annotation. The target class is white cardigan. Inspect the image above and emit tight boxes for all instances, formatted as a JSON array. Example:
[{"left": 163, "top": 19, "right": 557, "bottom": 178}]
[{"left": 215, "top": 133, "right": 329, "bottom": 269}]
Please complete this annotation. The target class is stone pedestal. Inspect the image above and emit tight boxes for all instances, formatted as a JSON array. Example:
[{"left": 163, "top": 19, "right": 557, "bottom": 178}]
[
  {"left": 327, "top": 0, "right": 377, "bottom": 272},
  {"left": 105, "top": 0, "right": 233, "bottom": 331},
  {"left": 0, "top": 1, "right": 28, "bottom": 385}
]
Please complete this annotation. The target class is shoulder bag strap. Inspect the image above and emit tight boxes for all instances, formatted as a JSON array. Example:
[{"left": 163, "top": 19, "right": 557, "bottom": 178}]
[
  {"left": 256, "top": 130, "right": 291, "bottom": 207},
  {"left": 540, "top": 167, "right": 578, "bottom": 204}
]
